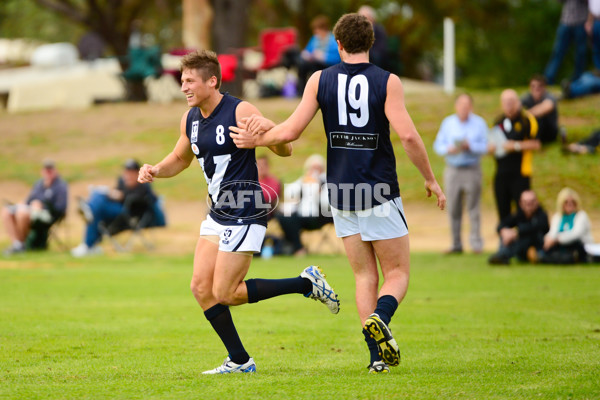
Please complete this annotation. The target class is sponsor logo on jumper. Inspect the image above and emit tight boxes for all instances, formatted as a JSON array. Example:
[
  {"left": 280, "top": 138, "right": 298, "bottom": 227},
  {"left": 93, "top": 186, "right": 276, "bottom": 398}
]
[
  {"left": 191, "top": 143, "right": 200, "bottom": 155},
  {"left": 330, "top": 131, "right": 379, "bottom": 150}
]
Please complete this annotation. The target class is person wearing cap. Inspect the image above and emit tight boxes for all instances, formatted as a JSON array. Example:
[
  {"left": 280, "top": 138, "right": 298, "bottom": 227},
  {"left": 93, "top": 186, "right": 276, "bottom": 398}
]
[
  {"left": 2, "top": 159, "right": 68, "bottom": 255},
  {"left": 71, "top": 159, "right": 164, "bottom": 257}
]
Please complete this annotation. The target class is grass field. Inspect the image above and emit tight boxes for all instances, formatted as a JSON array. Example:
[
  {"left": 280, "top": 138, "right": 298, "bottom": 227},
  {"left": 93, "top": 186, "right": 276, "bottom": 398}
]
[
  {"left": 1, "top": 252, "right": 599, "bottom": 399},
  {"left": 1, "top": 82, "right": 599, "bottom": 398}
]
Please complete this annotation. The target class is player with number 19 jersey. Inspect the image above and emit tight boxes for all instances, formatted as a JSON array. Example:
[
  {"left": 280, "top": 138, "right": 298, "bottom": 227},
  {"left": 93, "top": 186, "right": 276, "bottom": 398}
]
[
  {"left": 185, "top": 93, "right": 267, "bottom": 227},
  {"left": 317, "top": 62, "right": 400, "bottom": 211}
]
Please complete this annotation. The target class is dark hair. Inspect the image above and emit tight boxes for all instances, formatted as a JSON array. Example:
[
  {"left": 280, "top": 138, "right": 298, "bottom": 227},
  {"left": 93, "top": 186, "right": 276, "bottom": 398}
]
[
  {"left": 124, "top": 158, "right": 141, "bottom": 171},
  {"left": 530, "top": 74, "right": 546, "bottom": 86},
  {"left": 311, "top": 15, "right": 331, "bottom": 31},
  {"left": 333, "top": 13, "right": 374, "bottom": 55},
  {"left": 180, "top": 50, "right": 222, "bottom": 89}
]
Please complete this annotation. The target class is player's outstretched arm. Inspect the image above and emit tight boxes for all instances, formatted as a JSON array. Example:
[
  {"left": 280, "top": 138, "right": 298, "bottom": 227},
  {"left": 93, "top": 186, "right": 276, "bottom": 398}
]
[
  {"left": 385, "top": 74, "right": 446, "bottom": 210},
  {"left": 235, "top": 101, "right": 292, "bottom": 157},
  {"left": 138, "top": 111, "right": 195, "bottom": 183},
  {"left": 230, "top": 71, "right": 321, "bottom": 148}
]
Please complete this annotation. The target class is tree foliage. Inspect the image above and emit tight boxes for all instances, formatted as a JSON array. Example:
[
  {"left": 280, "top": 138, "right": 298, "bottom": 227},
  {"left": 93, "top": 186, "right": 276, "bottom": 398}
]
[{"left": 0, "top": 0, "right": 569, "bottom": 88}]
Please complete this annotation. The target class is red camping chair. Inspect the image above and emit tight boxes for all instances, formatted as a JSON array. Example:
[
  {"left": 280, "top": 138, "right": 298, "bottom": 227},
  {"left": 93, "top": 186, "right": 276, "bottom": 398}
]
[
  {"left": 258, "top": 28, "right": 297, "bottom": 70},
  {"left": 217, "top": 54, "right": 238, "bottom": 82}
]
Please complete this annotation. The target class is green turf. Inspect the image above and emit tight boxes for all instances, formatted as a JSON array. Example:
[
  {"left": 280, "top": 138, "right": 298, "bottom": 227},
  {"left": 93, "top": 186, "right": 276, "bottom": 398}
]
[{"left": 1, "top": 253, "right": 599, "bottom": 399}]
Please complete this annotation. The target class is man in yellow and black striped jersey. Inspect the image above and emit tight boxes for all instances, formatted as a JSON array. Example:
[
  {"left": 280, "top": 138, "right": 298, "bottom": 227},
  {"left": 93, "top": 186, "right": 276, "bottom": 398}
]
[{"left": 488, "top": 89, "right": 541, "bottom": 222}]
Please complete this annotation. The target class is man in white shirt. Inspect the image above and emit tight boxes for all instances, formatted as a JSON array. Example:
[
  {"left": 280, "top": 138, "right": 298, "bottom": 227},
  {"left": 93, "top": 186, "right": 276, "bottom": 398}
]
[{"left": 433, "top": 94, "right": 488, "bottom": 254}]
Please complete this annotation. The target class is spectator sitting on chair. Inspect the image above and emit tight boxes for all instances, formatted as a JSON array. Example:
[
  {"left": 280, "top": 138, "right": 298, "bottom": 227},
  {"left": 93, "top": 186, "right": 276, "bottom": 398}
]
[
  {"left": 257, "top": 154, "right": 281, "bottom": 219},
  {"left": 540, "top": 187, "right": 593, "bottom": 264},
  {"left": 296, "top": 15, "right": 341, "bottom": 92},
  {"left": 277, "top": 154, "right": 331, "bottom": 256},
  {"left": 489, "top": 190, "right": 549, "bottom": 265},
  {"left": 71, "top": 159, "right": 165, "bottom": 257},
  {"left": 2, "top": 159, "right": 68, "bottom": 255},
  {"left": 521, "top": 75, "right": 559, "bottom": 144},
  {"left": 564, "top": 128, "right": 600, "bottom": 154}
]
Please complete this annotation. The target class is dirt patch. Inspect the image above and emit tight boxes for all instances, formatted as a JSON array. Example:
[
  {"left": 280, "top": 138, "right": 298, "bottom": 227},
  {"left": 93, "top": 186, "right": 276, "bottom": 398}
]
[{"left": 4, "top": 177, "right": 599, "bottom": 256}]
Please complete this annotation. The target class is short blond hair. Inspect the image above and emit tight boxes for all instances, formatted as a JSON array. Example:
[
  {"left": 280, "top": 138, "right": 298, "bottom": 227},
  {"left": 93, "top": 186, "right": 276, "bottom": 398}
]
[
  {"left": 180, "top": 50, "right": 222, "bottom": 89},
  {"left": 556, "top": 187, "right": 581, "bottom": 214}
]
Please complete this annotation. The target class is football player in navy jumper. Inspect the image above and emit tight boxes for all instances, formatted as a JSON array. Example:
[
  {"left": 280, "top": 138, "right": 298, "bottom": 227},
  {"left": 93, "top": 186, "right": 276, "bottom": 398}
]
[
  {"left": 231, "top": 14, "right": 445, "bottom": 373},
  {"left": 137, "top": 50, "right": 339, "bottom": 374}
]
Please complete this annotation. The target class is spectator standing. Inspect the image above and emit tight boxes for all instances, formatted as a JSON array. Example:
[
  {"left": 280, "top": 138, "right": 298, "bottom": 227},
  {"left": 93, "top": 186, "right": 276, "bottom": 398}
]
[
  {"left": 489, "top": 190, "right": 549, "bottom": 265},
  {"left": 586, "top": 0, "right": 600, "bottom": 69},
  {"left": 71, "top": 159, "right": 164, "bottom": 257},
  {"left": 433, "top": 94, "right": 488, "bottom": 254},
  {"left": 358, "top": 5, "right": 388, "bottom": 69},
  {"left": 2, "top": 159, "right": 68, "bottom": 254},
  {"left": 541, "top": 187, "right": 593, "bottom": 263},
  {"left": 296, "top": 15, "right": 341, "bottom": 92},
  {"left": 521, "top": 75, "right": 559, "bottom": 144},
  {"left": 489, "top": 89, "right": 541, "bottom": 222},
  {"left": 544, "top": 0, "right": 589, "bottom": 85}
]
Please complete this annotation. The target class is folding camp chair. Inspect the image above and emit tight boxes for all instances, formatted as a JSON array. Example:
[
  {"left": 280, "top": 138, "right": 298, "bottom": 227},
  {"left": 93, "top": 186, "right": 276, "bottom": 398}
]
[{"left": 100, "top": 196, "right": 166, "bottom": 252}]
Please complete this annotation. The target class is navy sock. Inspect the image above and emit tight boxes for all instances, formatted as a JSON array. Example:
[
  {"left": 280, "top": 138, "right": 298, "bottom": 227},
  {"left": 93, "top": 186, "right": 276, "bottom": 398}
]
[
  {"left": 204, "top": 304, "right": 249, "bottom": 364},
  {"left": 245, "top": 277, "right": 312, "bottom": 303},
  {"left": 362, "top": 328, "right": 381, "bottom": 364},
  {"left": 374, "top": 295, "right": 399, "bottom": 325}
]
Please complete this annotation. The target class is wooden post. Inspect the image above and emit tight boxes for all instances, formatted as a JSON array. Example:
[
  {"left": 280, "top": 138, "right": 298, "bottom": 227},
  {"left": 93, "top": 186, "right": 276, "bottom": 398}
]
[
  {"left": 443, "top": 17, "right": 455, "bottom": 95},
  {"left": 182, "top": 0, "right": 213, "bottom": 50}
]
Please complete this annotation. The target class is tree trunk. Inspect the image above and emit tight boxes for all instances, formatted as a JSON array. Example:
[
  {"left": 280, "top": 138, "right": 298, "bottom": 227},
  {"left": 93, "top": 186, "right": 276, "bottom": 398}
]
[
  {"left": 182, "top": 0, "right": 213, "bottom": 50},
  {"left": 211, "top": 0, "right": 250, "bottom": 97}
]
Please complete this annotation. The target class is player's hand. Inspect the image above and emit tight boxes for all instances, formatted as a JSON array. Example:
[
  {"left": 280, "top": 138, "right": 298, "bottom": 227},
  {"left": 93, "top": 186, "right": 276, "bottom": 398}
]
[
  {"left": 447, "top": 144, "right": 459, "bottom": 155},
  {"left": 585, "top": 20, "right": 593, "bottom": 36},
  {"left": 500, "top": 227, "right": 517, "bottom": 246},
  {"left": 543, "top": 235, "right": 558, "bottom": 251},
  {"left": 230, "top": 121, "right": 258, "bottom": 149},
  {"left": 425, "top": 180, "right": 446, "bottom": 211},
  {"left": 138, "top": 164, "right": 158, "bottom": 183},
  {"left": 243, "top": 115, "right": 276, "bottom": 136}
]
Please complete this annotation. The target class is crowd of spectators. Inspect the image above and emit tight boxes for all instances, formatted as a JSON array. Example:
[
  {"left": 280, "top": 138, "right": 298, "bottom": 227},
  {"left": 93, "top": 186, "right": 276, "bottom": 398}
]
[{"left": 2, "top": 159, "right": 165, "bottom": 257}]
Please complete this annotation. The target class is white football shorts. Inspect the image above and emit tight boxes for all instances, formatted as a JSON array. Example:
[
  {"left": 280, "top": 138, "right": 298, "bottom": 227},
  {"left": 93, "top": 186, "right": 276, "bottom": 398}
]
[
  {"left": 331, "top": 197, "right": 409, "bottom": 241},
  {"left": 200, "top": 214, "right": 266, "bottom": 253}
]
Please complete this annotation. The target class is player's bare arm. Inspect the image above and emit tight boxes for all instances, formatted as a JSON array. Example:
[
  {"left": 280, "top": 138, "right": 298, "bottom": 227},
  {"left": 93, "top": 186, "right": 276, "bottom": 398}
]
[
  {"left": 138, "top": 110, "right": 195, "bottom": 183},
  {"left": 230, "top": 72, "right": 322, "bottom": 148},
  {"left": 235, "top": 101, "right": 292, "bottom": 157},
  {"left": 385, "top": 74, "right": 446, "bottom": 210}
]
